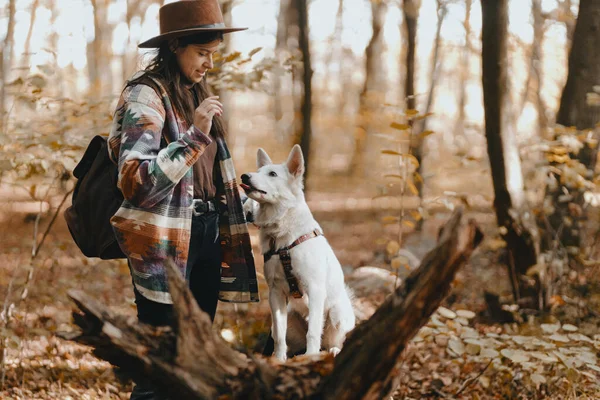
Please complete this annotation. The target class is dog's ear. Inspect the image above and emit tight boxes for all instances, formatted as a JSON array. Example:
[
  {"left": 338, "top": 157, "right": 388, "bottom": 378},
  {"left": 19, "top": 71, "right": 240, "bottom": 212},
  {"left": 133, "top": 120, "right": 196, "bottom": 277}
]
[
  {"left": 286, "top": 145, "right": 305, "bottom": 178},
  {"left": 257, "top": 148, "right": 273, "bottom": 168}
]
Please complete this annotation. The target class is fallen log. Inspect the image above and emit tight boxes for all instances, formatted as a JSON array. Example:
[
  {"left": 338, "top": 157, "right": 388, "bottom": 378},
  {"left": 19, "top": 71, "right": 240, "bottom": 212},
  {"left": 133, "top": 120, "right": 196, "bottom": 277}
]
[{"left": 61, "top": 206, "right": 482, "bottom": 399}]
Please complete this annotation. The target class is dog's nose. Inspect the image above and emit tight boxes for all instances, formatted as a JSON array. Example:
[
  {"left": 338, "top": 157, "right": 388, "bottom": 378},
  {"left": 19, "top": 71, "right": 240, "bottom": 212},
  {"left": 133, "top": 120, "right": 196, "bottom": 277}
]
[{"left": 241, "top": 174, "right": 251, "bottom": 184}]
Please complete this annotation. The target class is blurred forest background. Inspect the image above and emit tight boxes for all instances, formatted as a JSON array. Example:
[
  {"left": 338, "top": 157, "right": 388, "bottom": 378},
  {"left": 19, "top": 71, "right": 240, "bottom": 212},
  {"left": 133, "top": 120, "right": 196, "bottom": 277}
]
[{"left": 1, "top": 0, "right": 600, "bottom": 398}]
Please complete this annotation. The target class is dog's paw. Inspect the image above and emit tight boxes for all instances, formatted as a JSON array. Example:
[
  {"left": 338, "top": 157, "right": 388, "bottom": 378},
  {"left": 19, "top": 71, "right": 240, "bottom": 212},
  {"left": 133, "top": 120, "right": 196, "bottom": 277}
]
[
  {"left": 274, "top": 351, "right": 287, "bottom": 362},
  {"left": 329, "top": 347, "right": 341, "bottom": 356},
  {"left": 305, "top": 345, "right": 320, "bottom": 355}
]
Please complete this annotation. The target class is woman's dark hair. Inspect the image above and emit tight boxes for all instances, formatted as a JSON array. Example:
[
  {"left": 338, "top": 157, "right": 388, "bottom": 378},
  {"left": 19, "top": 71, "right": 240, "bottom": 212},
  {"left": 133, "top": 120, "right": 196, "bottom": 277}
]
[{"left": 134, "top": 32, "right": 226, "bottom": 139}]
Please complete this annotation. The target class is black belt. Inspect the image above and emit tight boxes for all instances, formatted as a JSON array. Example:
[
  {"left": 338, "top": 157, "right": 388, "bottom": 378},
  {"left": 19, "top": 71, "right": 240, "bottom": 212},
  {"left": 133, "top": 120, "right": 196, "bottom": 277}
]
[{"left": 192, "top": 198, "right": 217, "bottom": 215}]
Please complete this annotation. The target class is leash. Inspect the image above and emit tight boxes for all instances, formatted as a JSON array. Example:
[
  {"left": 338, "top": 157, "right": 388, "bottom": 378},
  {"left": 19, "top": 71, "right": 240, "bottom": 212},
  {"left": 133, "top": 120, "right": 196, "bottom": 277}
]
[{"left": 263, "top": 229, "right": 323, "bottom": 299}]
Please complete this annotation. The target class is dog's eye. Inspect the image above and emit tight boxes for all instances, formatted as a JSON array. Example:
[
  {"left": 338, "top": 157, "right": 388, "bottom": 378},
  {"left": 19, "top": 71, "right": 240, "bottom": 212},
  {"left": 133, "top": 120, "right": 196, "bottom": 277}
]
[{"left": 269, "top": 171, "right": 278, "bottom": 177}]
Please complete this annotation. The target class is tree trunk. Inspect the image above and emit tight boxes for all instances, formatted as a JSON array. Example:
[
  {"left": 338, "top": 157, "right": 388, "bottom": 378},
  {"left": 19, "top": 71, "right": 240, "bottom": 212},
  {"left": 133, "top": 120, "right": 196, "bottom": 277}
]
[
  {"left": 21, "top": 0, "right": 40, "bottom": 72},
  {"left": 273, "top": 0, "right": 295, "bottom": 141},
  {"left": 63, "top": 207, "right": 482, "bottom": 400},
  {"left": 121, "top": 0, "right": 143, "bottom": 83},
  {"left": 556, "top": 0, "right": 600, "bottom": 130},
  {"left": 543, "top": 0, "right": 600, "bottom": 256},
  {"left": 403, "top": 0, "right": 418, "bottom": 112},
  {"left": 48, "top": 0, "right": 63, "bottom": 98},
  {"left": 561, "top": 0, "right": 576, "bottom": 44},
  {"left": 324, "top": 0, "right": 344, "bottom": 95},
  {"left": 480, "top": 0, "right": 542, "bottom": 309},
  {"left": 294, "top": 0, "right": 313, "bottom": 180},
  {"left": 519, "top": 0, "right": 548, "bottom": 135},
  {"left": 1, "top": 0, "right": 17, "bottom": 128},
  {"left": 454, "top": 0, "right": 472, "bottom": 141},
  {"left": 349, "top": 0, "right": 386, "bottom": 176},
  {"left": 414, "top": 0, "right": 446, "bottom": 230},
  {"left": 532, "top": 0, "right": 549, "bottom": 134},
  {"left": 217, "top": 0, "right": 234, "bottom": 135},
  {"left": 88, "top": 0, "right": 111, "bottom": 97}
]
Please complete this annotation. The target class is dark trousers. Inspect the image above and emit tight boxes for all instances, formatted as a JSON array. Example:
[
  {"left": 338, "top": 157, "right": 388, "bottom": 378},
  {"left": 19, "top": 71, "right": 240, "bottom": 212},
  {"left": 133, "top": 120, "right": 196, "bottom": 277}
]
[{"left": 130, "top": 211, "right": 221, "bottom": 400}]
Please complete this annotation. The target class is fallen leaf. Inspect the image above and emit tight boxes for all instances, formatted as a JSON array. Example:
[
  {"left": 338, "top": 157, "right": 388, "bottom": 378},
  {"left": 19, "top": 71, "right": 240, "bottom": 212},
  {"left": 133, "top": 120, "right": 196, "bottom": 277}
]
[
  {"left": 549, "top": 333, "right": 570, "bottom": 343},
  {"left": 501, "top": 348, "right": 530, "bottom": 363},
  {"left": 456, "top": 309, "right": 476, "bottom": 319},
  {"left": 448, "top": 337, "right": 465, "bottom": 356},
  {"left": 437, "top": 307, "right": 457, "bottom": 319},
  {"left": 541, "top": 323, "right": 561, "bottom": 334}
]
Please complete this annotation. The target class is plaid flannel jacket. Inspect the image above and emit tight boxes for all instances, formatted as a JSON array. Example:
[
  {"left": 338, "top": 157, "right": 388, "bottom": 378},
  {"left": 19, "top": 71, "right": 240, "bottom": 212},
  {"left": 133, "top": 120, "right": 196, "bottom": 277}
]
[{"left": 107, "top": 73, "right": 259, "bottom": 304}]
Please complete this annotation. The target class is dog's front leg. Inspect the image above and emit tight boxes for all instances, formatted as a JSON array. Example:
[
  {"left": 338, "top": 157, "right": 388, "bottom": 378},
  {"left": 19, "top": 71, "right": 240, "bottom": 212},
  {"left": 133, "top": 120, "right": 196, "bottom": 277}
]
[
  {"left": 305, "top": 288, "right": 326, "bottom": 355},
  {"left": 269, "top": 287, "right": 288, "bottom": 361}
]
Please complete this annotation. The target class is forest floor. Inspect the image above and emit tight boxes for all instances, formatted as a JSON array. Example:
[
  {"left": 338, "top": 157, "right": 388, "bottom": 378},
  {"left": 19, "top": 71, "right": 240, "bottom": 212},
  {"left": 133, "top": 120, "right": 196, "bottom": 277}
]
[{"left": 0, "top": 182, "right": 599, "bottom": 399}]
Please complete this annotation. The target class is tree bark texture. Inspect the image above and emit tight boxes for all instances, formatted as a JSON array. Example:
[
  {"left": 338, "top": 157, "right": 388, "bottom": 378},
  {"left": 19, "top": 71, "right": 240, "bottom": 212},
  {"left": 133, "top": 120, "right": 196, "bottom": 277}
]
[
  {"left": 1, "top": 0, "right": 17, "bottom": 127},
  {"left": 414, "top": 0, "right": 445, "bottom": 228},
  {"left": 454, "top": 0, "right": 472, "bottom": 141},
  {"left": 556, "top": 0, "right": 600, "bottom": 131},
  {"left": 480, "top": 0, "right": 542, "bottom": 309},
  {"left": 88, "top": 0, "right": 112, "bottom": 97},
  {"left": 542, "top": 0, "right": 600, "bottom": 256},
  {"left": 519, "top": 0, "right": 548, "bottom": 135},
  {"left": 63, "top": 207, "right": 482, "bottom": 400},
  {"left": 324, "top": 0, "right": 344, "bottom": 95},
  {"left": 294, "top": 0, "right": 313, "bottom": 180},
  {"left": 349, "top": 0, "right": 386, "bottom": 176},
  {"left": 403, "top": 0, "right": 418, "bottom": 112},
  {"left": 273, "top": 0, "right": 294, "bottom": 142},
  {"left": 21, "top": 0, "right": 40, "bottom": 71}
]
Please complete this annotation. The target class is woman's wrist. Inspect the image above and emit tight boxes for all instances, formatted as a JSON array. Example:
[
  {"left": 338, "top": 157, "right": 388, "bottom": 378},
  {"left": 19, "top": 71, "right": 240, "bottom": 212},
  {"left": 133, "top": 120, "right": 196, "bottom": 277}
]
[{"left": 187, "top": 125, "right": 213, "bottom": 146}]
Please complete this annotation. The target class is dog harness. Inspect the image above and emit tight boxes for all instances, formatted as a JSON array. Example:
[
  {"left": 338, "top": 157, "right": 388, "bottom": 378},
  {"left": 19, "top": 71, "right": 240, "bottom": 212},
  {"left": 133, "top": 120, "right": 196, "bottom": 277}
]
[{"left": 263, "top": 229, "right": 323, "bottom": 299}]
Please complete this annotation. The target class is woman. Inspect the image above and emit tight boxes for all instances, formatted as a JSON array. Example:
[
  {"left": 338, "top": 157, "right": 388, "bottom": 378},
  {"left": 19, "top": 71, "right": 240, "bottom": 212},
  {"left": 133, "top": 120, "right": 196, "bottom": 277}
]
[{"left": 107, "top": 1, "right": 259, "bottom": 398}]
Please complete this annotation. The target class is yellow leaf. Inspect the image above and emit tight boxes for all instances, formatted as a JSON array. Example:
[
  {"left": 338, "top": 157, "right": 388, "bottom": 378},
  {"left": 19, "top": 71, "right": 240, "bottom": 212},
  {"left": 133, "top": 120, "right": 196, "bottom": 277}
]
[
  {"left": 391, "top": 122, "right": 410, "bottom": 130},
  {"left": 487, "top": 238, "right": 506, "bottom": 250},
  {"left": 546, "top": 154, "right": 570, "bottom": 164},
  {"left": 410, "top": 210, "right": 423, "bottom": 221},
  {"left": 381, "top": 152, "right": 420, "bottom": 167},
  {"left": 386, "top": 240, "right": 400, "bottom": 256},
  {"left": 407, "top": 181, "right": 419, "bottom": 195},
  {"left": 225, "top": 51, "right": 241, "bottom": 62},
  {"left": 402, "top": 220, "right": 415, "bottom": 228},
  {"left": 405, "top": 109, "right": 419, "bottom": 116},
  {"left": 248, "top": 47, "right": 263, "bottom": 57},
  {"left": 550, "top": 146, "right": 568, "bottom": 155},
  {"left": 406, "top": 154, "right": 420, "bottom": 168},
  {"left": 419, "top": 130, "right": 435, "bottom": 139},
  {"left": 414, "top": 112, "right": 434, "bottom": 120},
  {"left": 413, "top": 172, "right": 423, "bottom": 183},
  {"left": 30, "top": 185, "right": 37, "bottom": 199},
  {"left": 384, "top": 174, "right": 404, "bottom": 180},
  {"left": 381, "top": 216, "right": 399, "bottom": 224}
]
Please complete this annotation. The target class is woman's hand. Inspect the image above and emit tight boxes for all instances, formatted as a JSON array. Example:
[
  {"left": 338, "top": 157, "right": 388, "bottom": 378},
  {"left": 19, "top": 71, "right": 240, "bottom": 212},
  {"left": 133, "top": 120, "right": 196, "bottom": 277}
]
[{"left": 193, "top": 96, "right": 223, "bottom": 134}]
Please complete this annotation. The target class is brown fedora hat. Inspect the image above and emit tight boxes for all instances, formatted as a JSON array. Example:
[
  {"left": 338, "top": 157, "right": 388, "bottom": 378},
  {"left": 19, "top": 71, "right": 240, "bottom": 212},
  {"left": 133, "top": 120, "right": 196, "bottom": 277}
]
[{"left": 138, "top": 0, "right": 247, "bottom": 48}]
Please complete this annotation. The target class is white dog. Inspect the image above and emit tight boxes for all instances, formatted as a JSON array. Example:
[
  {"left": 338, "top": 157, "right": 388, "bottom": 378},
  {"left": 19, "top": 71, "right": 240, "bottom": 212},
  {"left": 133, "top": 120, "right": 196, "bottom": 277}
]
[{"left": 241, "top": 145, "right": 355, "bottom": 361}]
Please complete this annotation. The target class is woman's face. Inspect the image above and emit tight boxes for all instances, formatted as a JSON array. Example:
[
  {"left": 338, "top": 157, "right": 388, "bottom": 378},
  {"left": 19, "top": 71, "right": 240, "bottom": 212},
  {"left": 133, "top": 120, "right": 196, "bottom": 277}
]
[{"left": 175, "top": 39, "right": 221, "bottom": 85}]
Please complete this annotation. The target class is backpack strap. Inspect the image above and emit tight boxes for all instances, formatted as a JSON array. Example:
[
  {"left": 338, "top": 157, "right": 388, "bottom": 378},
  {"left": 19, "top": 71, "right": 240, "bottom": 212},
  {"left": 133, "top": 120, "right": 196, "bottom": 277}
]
[{"left": 123, "top": 73, "right": 170, "bottom": 146}]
